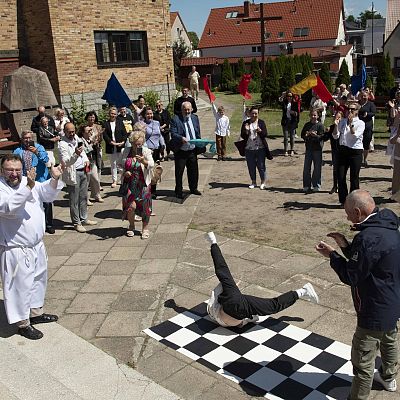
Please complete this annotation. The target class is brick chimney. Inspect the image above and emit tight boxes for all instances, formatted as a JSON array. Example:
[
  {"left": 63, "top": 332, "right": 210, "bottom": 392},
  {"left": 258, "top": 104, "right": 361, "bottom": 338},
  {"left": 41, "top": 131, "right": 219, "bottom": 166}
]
[{"left": 243, "top": 1, "right": 250, "bottom": 17}]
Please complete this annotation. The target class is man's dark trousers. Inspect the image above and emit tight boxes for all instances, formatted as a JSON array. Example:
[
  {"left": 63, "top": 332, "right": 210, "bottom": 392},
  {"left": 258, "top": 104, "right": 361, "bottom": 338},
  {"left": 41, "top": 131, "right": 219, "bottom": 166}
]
[
  {"left": 211, "top": 243, "right": 298, "bottom": 320},
  {"left": 174, "top": 148, "right": 198, "bottom": 196}
]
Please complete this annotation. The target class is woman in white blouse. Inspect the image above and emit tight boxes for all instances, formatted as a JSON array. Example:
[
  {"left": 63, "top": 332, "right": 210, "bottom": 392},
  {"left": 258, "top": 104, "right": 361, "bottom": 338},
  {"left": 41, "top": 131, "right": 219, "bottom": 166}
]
[{"left": 53, "top": 108, "right": 70, "bottom": 135}]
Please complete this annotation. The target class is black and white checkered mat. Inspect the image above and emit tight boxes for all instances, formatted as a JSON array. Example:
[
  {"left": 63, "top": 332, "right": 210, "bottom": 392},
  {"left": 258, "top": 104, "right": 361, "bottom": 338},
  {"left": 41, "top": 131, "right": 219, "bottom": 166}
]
[{"left": 144, "top": 302, "right": 360, "bottom": 400}]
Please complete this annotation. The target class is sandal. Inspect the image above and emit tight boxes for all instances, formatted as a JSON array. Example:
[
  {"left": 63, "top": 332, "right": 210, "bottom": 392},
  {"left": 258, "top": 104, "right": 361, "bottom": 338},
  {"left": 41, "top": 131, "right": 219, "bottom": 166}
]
[
  {"left": 141, "top": 229, "right": 150, "bottom": 240},
  {"left": 126, "top": 225, "right": 135, "bottom": 237}
]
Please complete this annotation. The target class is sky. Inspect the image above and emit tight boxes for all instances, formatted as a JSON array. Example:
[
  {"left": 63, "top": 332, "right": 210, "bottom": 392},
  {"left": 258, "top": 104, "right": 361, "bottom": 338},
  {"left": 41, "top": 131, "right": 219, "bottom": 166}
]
[{"left": 169, "top": 0, "right": 387, "bottom": 37}]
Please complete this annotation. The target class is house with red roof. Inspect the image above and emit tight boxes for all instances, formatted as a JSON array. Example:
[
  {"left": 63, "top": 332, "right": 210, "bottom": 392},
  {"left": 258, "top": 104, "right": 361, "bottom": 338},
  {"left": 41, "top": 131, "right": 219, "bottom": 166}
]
[
  {"left": 180, "top": 0, "right": 353, "bottom": 86},
  {"left": 170, "top": 11, "right": 193, "bottom": 55}
]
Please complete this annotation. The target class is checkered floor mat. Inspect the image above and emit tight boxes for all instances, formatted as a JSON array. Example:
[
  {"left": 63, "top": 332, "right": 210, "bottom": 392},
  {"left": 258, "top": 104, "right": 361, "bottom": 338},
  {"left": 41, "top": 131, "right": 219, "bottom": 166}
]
[{"left": 144, "top": 302, "right": 362, "bottom": 399}]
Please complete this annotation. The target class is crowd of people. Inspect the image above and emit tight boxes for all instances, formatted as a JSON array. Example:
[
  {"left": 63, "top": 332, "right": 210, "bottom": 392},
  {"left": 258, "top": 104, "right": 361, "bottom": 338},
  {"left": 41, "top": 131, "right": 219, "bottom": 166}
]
[{"left": 1, "top": 72, "right": 400, "bottom": 400}]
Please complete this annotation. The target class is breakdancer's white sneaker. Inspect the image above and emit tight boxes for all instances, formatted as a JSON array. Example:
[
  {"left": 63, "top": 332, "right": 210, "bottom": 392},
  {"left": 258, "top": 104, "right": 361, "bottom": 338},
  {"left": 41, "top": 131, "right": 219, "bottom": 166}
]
[
  {"left": 206, "top": 232, "right": 217, "bottom": 245},
  {"left": 302, "top": 283, "right": 319, "bottom": 304},
  {"left": 374, "top": 372, "right": 397, "bottom": 392}
]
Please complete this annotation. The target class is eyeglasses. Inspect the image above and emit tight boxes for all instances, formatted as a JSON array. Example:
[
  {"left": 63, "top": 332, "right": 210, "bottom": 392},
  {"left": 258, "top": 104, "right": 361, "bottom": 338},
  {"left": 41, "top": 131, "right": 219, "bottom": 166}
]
[{"left": 348, "top": 108, "right": 357, "bottom": 111}]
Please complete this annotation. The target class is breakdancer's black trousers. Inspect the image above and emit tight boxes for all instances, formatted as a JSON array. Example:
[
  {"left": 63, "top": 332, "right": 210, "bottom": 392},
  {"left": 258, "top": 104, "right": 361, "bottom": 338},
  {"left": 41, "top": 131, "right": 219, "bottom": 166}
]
[{"left": 211, "top": 244, "right": 298, "bottom": 320}]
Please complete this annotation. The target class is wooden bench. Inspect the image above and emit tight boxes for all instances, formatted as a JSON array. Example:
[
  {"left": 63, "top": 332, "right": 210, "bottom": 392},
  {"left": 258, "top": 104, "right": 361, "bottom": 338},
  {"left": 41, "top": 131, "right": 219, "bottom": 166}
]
[{"left": 0, "top": 128, "right": 19, "bottom": 150}]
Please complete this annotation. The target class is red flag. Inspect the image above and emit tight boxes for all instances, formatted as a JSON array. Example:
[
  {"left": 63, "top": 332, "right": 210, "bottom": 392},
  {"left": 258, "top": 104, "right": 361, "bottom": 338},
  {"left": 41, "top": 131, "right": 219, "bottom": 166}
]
[
  {"left": 313, "top": 76, "right": 333, "bottom": 103},
  {"left": 238, "top": 74, "right": 252, "bottom": 99},
  {"left": 202, "top": 77, "right": 216, "bottom": 102}
]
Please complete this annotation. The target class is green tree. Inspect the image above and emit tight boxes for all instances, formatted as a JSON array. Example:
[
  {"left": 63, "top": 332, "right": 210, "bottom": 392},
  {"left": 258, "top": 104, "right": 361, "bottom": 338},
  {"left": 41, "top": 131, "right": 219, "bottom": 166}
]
[
  {"left": 187, "top": 31, "right": 199, "bottom": 49},
  {"left": 376, "top": 53, "right": 395, "bottom": 96},
  {"left": 359, "top": 10, "right": 383, "bottom": 28},
  {"left": 250, "top": 58, "right": 261, "bottom": 82},
  {"left": 365, "top": 74, "right": 373, "bottom": 89},
  {"left": 346, "top": 15, "right": 356, "bottom": 23},
  {"left": 236, "top": 57, "right": 246, "bottom": 79},
  {"left": 336, "top": 59, "right": 351, "bottom": 87},
  {"left": 280, "top": 58, "right": 295, "bottom": 93},
  {"left": 292, "top": 55, "right": 303, "bottom": 74},
  {"left": 262, "top": 59, "right": 280, "bottom": 104},
  {"left": 319, "top": 62, "right": 332, "bottom": 93},
  {"left": 172, "top": 38, "right": 190, "bottom": 76},
  {"left": 220, "top": 59, "right": 233, "bottom": 91}
]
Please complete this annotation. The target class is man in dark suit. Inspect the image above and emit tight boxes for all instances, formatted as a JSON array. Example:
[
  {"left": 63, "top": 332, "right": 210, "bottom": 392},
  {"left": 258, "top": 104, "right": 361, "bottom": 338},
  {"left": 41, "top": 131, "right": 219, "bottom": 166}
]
[
  {"left": 173, "top": 88, "right": 197, "bottom": 116},
  {"left": 30, "top": 106, "right": 56, "bottom": 135},
  {"left": 170, "top": 101, "right": 202, "bottom": 199}
]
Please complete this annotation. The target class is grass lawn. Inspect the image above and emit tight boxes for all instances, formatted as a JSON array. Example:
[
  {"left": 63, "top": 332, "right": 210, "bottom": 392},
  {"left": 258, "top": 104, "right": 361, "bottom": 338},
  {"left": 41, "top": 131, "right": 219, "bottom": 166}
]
[{"left": 214, "top": 92, "right": 390, "bottom": 154}]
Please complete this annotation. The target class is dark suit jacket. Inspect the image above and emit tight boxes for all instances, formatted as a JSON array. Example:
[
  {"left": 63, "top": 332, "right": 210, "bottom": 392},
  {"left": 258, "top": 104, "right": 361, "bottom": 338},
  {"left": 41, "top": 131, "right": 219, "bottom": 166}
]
[
  {"left": 31, "top": 113, "right": 56, "bottom": 135},
  {"left": 173, "top": 96, "right": 197, "bottom": 115},
  {"left": 240, "top": 118, "right": 273, "bottom": 160},
  {"left": 102, "top": 119, "right": 127, "bottom": 154},
  {"left": 280, "top": 100, "right": 300, "bottom": 128},
  {"left": 170, "top": 114, "right": 201, "bottom": 153}
]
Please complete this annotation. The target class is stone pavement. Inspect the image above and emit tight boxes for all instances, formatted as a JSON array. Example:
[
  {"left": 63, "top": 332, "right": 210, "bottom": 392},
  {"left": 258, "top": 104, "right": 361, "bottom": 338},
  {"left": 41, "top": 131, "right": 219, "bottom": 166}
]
[{"left": 0, "top": 99, "right": 397, "bottom": 399}]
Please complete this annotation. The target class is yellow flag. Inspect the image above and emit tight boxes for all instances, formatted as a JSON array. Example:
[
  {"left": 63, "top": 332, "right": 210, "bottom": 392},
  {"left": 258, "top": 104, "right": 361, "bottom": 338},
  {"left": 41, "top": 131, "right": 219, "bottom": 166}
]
[{"left": 290, "top": 73, "right": 317, "bottom": 95}]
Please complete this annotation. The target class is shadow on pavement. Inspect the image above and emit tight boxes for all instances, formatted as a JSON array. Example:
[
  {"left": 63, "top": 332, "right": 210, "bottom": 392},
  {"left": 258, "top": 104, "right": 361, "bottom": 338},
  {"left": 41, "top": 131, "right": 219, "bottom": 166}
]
[
  {"left": 281, "top": 201, "right": 342, "bottom": 210},
  {"left": 0, "top": 301, "right": 15, "bottom": 338},
  {"left": 208, "top": 181, "right": 249, "bottom": 190},
  {"left": 84, "top": 226, "right": 126, "bottom": 239}
]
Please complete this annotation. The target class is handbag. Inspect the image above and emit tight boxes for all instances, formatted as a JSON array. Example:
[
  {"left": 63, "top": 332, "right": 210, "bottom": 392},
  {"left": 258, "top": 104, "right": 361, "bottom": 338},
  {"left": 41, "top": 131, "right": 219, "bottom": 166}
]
[
  {"left": 118, "top": 180, "right": 129, "bottom": 196},
  {"left": 234, "top": 139, "right": 246, "bottom": 157}
]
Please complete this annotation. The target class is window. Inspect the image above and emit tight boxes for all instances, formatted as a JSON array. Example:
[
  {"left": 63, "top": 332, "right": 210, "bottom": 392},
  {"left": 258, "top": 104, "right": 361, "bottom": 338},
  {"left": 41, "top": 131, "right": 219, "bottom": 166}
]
[
  {"left": 94, "top": 31, "right": 149, "bottom": 67},
  {"left": 293, "top": 27, "right": 310, "bottom": 37},
  {"left": 225, "top": 11, "right": 238, "bottom": 18},
  {"left": 252, "top": 46, "right": 261, "bottom": 53},
  {"left": 278, "top": 31, "right": 285, "bottom": 38},
  {"left": 395, "top": 57, "right": 400, "bottom": 69}
]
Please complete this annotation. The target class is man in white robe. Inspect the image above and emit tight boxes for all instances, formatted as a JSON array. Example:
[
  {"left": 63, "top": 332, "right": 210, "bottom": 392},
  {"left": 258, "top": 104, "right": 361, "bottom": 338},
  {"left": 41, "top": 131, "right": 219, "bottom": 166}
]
[{"left": 0, "top": 154, "right": 64, "bottom": 340}]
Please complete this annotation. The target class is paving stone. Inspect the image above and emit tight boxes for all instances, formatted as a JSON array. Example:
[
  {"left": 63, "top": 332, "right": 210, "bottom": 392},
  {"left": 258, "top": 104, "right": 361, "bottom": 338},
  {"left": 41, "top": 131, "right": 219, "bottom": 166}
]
[
  {"left": 195, "top": 382, "right": 250, "bottom": 400},
  {"left": 81, "top": 275, "right": 129, "bottom": 293},
  {"left": 45, "top": 298, "right": 70, "bottom": 316},
  {"left": 271, "top": 253, "right": 325, "bottom": 274},
  {"left": 162, "top": 365, "right": 217, "bottom": 399},
  {"left": 50, "top": 264, "right": 98, "bottom": 281},
  {"left": 240, "top": 245, "right": 292, "bottom": 266},
  {"left": 104, "top": 246, "right": 146, "bottom": 260},
  {"left": 91, "top": 337, "right": 139, "bottom": 364},
  {"left": 219, "top": 239, "right": 259, "bottom": 257},
  {"left": 142, "top": 244, "right": 182, "bottom": 259},
  {"left": 135, "top": 259, "right": 177, "bottom": 274},
  {"left": 46, "top": 280, "right": 85, "bottom": 299},
  {"left": 77, "top": 240, "right": 115, "bottom": 253},
  {"left": 46, "top": 242, "right": 82, "bottom": 256},
  {"left": 58, "top": 313, "right": 88, "bottom": 336},
  {"left": 162, "top": 213, "right": 193, "bottom": 224},
  {"left": 220, "top": 255, "right": 263, "bottom": 279},
  {"left": 112, "top": 291, "right": 159, "bottom": 311},
  {"left": 47, "top": 255, "right": 70, "bottom": 269},
  {"left": 53, "top": 232, "right": 82, "bottom": 245},
  {"left": 115, "top": 235, "right": 150, "bottom": 247},
  {"left": 185, "top": 229, "right": 205, "bottom": 242},
  {"left": 96, "top": 311, "right": 155, "bottom": 336},
  {"left": 170, "top": 262, "right": 214, "bottom": 290},
  {"left": 124, "top": 273, "right": 170, "bottom": 291},
  {"left": 65, "top": 252, "right": 107, "bottom": 266},
  {"left": 156, "top": 223, "right": 189, "bottom": 233},
  {"left": 307, "top": 259, "right": 342, "bottom": 282},
  {"left": 136, "top": 350, "right": 188, "bottom": 383},
  {"left": 66, "top": 293, "right": 118, "bottom": 313},
  {"left": 148, "top": 232, "right": 186, "bottom": 245},
  {"left": 185, "top": 234, "right": 229, "bottom": 250},
  {"left": 94, "top": 260, "right": 139, "bottom": 275},
  {"left": 245, "top": 265, "right": 295, "bottom": 289},
  {"left": 178, "top": 246, "right": 213, "bottom": 266}
]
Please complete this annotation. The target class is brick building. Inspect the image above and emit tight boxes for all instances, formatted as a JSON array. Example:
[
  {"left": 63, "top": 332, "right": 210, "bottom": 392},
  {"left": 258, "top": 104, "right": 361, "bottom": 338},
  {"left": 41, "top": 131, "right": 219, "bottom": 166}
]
[
  {"left": 12, "top": 0, "right": 175, "bottom": 110},
  {"left": 0, "top": 0, "right": 19, "bottom": 101}
]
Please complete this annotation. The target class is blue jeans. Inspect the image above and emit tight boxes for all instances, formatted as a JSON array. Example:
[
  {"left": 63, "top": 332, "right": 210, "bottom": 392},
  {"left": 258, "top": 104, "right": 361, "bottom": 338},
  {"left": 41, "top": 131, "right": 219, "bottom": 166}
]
[
  {"left": 245, "top": 148, "right": 267, "bottom": 183},
  {"left": 303, "top": 148, "right": 322, "bottom": 189}
]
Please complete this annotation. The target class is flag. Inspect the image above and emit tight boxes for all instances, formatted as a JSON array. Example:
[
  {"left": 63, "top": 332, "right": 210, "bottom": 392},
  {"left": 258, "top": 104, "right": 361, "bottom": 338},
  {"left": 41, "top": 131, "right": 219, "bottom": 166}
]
[
  {"left": 351, "top": 64, "right": 367, "bottom": 95},
  {"left": 313, "top": 76, "right": 333, "bottom": 103},
  {"left": 238, "top": 74, "right": 252, "bottom": 99},
  {"left": 202, "top": 77, "right": 216, "bottom": 102},
  {"left": 101, "top": 73, "right": 132, "bottom": 108},
  {"left": 290, "top": 74, "right": 317, "bottom": 95}
]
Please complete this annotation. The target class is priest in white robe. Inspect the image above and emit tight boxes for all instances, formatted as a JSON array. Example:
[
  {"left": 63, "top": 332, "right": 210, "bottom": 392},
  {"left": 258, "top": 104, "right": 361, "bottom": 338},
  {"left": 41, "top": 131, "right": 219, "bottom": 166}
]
[{"left": 0, "top": 154, "right": 64, "bottom": 340}]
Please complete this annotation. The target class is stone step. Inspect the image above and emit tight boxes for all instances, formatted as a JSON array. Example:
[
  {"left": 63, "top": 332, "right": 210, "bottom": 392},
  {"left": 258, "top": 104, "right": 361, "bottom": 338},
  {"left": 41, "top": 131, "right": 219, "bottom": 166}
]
[{"left": 0, "top": 322, "right": 181, "bottom": 400}]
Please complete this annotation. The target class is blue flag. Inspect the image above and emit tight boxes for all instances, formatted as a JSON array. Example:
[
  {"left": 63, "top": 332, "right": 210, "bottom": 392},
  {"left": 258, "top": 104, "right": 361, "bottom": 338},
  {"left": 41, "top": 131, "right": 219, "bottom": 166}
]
[
  {"left": 351, "top": 64, "right": 367, "bottom": 95},
  {"left": 101, "top": 73, "right": 132, "bottom": 107}
]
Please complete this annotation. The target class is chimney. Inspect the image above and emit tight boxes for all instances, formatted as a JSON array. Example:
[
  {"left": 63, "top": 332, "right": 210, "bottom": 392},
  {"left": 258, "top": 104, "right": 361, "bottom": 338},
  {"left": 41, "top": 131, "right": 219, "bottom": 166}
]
[{"left": 244, "top": 1, "right": 250, "bottom": 17}]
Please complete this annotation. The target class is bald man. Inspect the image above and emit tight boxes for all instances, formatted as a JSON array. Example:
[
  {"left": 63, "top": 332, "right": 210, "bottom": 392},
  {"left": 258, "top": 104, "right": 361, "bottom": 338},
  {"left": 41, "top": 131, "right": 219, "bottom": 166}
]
[{"left": 316, "top": 190, "right": 400, "bottom": 399}]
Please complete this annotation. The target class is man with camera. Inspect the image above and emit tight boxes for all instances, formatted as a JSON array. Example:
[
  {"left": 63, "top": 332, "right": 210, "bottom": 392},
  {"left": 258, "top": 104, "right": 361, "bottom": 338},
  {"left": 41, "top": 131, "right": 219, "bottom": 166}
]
[
  {"left": 13, "top": 130, "right": 55, "bottom": 234},
  {"left": 58, "top": 122, "right": 97, "bottom": 233}
]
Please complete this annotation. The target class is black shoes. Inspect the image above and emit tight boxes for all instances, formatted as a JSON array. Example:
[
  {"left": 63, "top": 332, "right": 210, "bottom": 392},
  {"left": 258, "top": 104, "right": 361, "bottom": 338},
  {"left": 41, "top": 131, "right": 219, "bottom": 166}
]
[
  {"left": 190, "top": 190, "right": 202, "bottom": 196},
  {"left": 329, "top": 186, "right": 338, "bottom": 194},
  {"left": 46, "top": 227, "right": 55, "bottom": 234},
  {"left": 18, "top": 325, "right": 43, "bottom": 340},
  {"left": 30, "top": 313, "right": 59, "bottom": 325}
]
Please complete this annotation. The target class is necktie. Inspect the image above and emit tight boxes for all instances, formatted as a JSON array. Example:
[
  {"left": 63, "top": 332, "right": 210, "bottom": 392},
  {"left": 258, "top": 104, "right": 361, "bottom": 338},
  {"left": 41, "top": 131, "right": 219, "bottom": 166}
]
[{"left": 186, "top": 119, "right": 194, "bottom": 140}]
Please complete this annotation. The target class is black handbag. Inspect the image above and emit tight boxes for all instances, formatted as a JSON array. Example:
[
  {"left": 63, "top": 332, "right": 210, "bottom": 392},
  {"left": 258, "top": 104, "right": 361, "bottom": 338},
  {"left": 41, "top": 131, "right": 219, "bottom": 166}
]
[
  {"left": 234, "top": 139, "right": 246, "bottom": 157},
  {"left": 118, "top": 180, "right": 129, "bottom": 196}
]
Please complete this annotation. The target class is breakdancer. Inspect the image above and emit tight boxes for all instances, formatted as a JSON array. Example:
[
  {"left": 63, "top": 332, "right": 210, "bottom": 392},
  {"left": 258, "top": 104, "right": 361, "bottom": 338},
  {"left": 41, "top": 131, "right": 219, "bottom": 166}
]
[{"left": 206, "top": 232, "right": 319, "bottom": 327}]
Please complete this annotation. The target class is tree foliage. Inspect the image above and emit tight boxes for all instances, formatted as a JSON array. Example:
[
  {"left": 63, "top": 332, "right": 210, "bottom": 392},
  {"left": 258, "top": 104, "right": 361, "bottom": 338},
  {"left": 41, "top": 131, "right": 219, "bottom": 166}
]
[
  {"left": 336, "top": 59, "right": 351, "bottom": 87},
  {"left": 376, "top": 53, "right": 395, "bottom": 96},
  {"left": 262, "top": 59, "right": 280, "bottom": 105},
  {"left": 220, "top": 59, "right": 233, "bottom": 90},
  {"left": 236, "top": 57, "right": 246, "bottom": 79},
  {"left": 346, "top": 15, "right": 356, "bottom": 23},
  {"left": 319, "top": 62, "right": 332, "bottom": 93},
  {"left": 279, "top": 58, "right": 296, "bottom": 93},
  {"left": 172, "top": 38, "right": 190, "bottom": 76},
  {"left": 187, "top": 31, "right": 199, "bottom": 49},
  {"left": 250, "top": 58, "right": 261, "bottom": 82},
  {"left": 359, "top": 10, "right": 383, "bottom": 28}
]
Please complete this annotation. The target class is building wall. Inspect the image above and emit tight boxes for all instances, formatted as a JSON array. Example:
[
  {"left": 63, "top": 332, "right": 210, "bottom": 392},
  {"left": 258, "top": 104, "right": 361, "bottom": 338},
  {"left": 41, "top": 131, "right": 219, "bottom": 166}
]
[
  {"left": 384, "top": 27, "right": 400, "bottom": 77},
  {"left": 171, "top": 16, "right": 192, "bottom": 54},
  {"left": 335, "top": 12, "right": 346, "bottom": 45},
  {"left": 0, "top": 0, "right": 19, "bottom": 100},
  {"left": 363, "top": 19, "right": 386, "bottom": 55},
  {"left": 21, "top": 0, "right": 175, "bottom": 109}
]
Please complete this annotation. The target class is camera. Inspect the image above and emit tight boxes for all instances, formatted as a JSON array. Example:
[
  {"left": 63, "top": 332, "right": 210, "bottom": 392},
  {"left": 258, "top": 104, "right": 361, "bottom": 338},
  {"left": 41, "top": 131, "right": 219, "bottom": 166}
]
[
  {"left": 137, "top": 146, "right": 143, "bottom": 156},
  {"left": 77, "top": 141, "right": 83, "bottom": 148},
  {"left": 28, "top": 140, "right": 35, "bottom": 147}
]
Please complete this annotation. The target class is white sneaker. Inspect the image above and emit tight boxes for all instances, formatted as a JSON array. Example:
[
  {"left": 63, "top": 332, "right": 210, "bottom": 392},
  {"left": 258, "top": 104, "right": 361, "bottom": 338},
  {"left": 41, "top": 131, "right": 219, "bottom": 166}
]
[
  {"left": 134, "top": 215, "right": 142, "bottom": 222},
  {"left": 206, "top": 231, "right": 217, "bottom": 245},
  {"left": 302, "top": 283, "right": 319, "bottom": 304},
  {"left": 74, "top": 224, "right": 86, "bottom": 233},
  {"left": 374, "top": 372, "right": 397, "bottom": 392},
  {"left": 248, "top": 184, "right": 255, "bottom": 189},
  {"left": 87, "top": 199, "right": 93, "bottom": 206},
  {"left": 82, "top": 219, "right": 97, "bottom": 226},
  {"left": 260, "top": 183, "right": 266, "bottom": 190}
]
